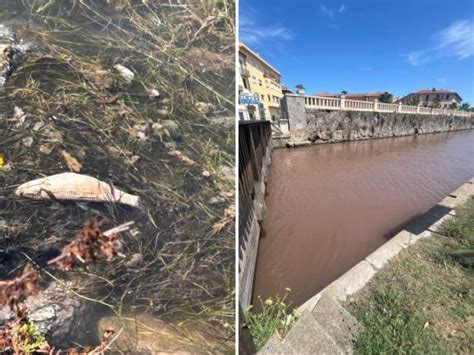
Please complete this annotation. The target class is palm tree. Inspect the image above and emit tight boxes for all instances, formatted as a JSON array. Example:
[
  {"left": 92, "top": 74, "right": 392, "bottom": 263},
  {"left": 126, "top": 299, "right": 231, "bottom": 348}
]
[
  {"left": 378, "top": 92, "right": 394, "bottom": 103},
  {"left": 295, "top": 84, "right": 305, "bottom": 95}
]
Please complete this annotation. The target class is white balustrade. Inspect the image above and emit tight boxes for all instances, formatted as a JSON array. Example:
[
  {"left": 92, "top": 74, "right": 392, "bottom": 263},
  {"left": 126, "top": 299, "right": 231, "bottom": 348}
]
[{"left": 303, "top": 95, "right": 473, "bottom": 118}]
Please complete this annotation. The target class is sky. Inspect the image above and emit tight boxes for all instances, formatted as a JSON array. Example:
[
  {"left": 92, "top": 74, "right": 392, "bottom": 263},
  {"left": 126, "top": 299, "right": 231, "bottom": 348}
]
[{"left": 239, "top": 0, "right": 474, "bottom": 103}]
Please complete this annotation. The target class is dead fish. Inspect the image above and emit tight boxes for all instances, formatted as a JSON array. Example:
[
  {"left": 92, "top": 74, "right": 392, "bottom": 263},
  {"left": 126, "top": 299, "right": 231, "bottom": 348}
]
[{"left": 15, "top": 172, "right": 139, "bottom": 208}]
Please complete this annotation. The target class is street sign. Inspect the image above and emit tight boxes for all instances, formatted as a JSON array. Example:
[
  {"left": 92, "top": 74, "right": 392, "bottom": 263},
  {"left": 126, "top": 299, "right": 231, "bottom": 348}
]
[{"left": 240, "top": 93, "right": 260, "bottom": 105}]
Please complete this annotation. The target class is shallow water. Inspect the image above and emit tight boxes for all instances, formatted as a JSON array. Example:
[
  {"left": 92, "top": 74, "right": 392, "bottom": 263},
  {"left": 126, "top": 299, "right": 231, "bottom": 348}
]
[
  {"left": 0, "top": 0, "right": 234, "bottom": 351},
  {"left": 253, "top": 130, "right": 474, "bottom": 308}
]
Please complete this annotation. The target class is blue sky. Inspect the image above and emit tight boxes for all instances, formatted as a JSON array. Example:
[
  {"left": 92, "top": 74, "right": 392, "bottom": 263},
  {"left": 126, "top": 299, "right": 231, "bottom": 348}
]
[{"left": 239, "top": 0, "right": 474, "bottom": 103}]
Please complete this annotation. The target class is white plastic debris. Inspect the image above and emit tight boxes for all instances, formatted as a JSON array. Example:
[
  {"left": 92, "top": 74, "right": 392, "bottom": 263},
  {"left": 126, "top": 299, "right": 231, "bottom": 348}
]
[{"left": 114, "top": 64, "right": 135, "bottom": 84}]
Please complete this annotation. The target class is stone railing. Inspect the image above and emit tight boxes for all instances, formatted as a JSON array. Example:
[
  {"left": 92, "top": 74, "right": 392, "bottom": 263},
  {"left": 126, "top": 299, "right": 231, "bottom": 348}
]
[{"left": 303, "top": 95, "right": 472, "bottom": 117}]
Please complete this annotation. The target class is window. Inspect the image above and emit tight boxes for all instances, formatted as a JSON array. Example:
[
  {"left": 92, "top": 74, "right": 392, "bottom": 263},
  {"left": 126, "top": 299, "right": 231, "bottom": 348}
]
[
  {"left": 446, "top": 94, "right": 449, "bottom": 100},
  {"left": 268, "top": 94, "right": 271, "bottom": 101},
  {"left": 258, "top": 80, "right": 262, "bottom": 87},
  {"left": 261, "top": 95, "right": 264, "bottom": 101},
  {"left": 243, "top": 78, "right": 249, "bottom": 90},
  {"left": 426, "top": 95, "right": 429, "bottom": 101}
]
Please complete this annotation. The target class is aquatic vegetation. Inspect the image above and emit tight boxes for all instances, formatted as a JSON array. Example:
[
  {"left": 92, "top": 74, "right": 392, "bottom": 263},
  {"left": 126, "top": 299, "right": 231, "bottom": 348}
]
[{"left": 0, "top": 0, "right": 234, "bottom": 351}]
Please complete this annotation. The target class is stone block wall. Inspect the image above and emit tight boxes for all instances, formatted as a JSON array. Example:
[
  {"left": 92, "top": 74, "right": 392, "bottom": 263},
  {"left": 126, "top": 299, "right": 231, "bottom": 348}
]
[{"left": 284, "top": 95, "right": 474, "bottom": 144}]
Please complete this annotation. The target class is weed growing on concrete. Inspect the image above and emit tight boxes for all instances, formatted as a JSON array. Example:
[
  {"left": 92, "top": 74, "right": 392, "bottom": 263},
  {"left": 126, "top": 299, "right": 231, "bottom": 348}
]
[{"left": 245, "top": 288, "right": 299, "bottom": 350}]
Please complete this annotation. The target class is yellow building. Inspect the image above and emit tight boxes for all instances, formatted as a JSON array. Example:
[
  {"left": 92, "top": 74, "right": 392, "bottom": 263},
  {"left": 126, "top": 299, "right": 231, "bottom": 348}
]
[{"left": 239, "top": 43, "right": 283, "bottom": 121}]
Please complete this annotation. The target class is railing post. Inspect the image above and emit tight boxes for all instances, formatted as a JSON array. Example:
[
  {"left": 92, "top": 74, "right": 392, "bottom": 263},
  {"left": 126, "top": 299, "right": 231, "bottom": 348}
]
[
  {"left": 373, "top": 99, "right": 378, "bottom": 112},
  {"left": 398, "top": 101, "right": 402, "bottom": 113},
  {"left": 340, "top": 95, "right": 345, "bottom": 110},
  {"left": 416, "top": 105, "right": 420, "bottom": 114}
]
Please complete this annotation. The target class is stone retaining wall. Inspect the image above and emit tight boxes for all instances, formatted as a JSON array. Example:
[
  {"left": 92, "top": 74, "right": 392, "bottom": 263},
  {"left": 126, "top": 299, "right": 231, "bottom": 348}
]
[{"left": 282, "top": 95, "right": 474, "bottom": 146}]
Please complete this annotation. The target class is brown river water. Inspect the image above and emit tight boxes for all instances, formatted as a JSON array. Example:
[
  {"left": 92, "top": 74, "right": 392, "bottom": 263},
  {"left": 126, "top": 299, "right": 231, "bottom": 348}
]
[{"left": 253, "top": 130, "right": 474, "bottom": 308}]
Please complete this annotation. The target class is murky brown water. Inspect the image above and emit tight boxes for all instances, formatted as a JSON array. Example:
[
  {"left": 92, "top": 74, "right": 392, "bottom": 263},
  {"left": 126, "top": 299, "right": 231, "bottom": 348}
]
[{"left": 253, "top": 130, "right": 474, "bottom": 308}]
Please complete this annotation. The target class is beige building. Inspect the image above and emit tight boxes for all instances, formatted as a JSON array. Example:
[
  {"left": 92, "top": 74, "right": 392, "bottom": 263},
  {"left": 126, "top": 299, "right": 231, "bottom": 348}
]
[
  {"left": 238, "top": 43, "right": 283, "bottom": 121},
  {"left": 397, "top": 89, "right": 462, "bottom": 108}
]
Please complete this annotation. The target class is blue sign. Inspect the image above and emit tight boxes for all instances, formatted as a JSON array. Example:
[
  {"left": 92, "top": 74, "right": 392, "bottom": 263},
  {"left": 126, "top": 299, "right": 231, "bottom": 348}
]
[{"left": 240, "top": 93, "right": 260, "bottom": 105}]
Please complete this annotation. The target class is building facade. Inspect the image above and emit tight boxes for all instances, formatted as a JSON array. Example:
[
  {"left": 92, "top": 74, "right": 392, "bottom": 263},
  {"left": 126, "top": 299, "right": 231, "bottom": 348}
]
[
  {"left": 397, "top": 89, "right": 462, "bottom": 108},
  {"left": 238, "top": 43, "right": 283, "bottom": 121}
]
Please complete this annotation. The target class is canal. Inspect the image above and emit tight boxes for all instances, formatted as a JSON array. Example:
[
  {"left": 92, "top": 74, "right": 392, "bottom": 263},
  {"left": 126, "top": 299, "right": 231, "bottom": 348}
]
[{"left": 253, "top": 130, "right": 474, "bottom": 308}]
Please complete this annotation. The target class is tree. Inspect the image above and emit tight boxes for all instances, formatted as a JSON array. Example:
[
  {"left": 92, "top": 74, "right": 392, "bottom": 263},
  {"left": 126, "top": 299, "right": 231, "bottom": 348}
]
[
  {"left": 460, "top": 102, "right": 470, "bottom": 111},
  {"left": 407, "top": 96, "right": 420, "bottom": 106},
  {"left": 378, "top": 92, "right": 394, "bottom": 103},
  {"left": 430, "top": 99, "right": 441, "bottom": 108},
  {"left": 341, "top": 90, "right": 348, "bottom": 94},
  {"left": 449, "top": 102, "right": 458, "bottom": 110}
]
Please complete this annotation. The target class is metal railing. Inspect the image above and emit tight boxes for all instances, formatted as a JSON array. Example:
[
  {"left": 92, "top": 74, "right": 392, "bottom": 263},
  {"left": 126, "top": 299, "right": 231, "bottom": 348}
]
[{"left": 303, "top": 95, "right": 472, "bottom": 117}]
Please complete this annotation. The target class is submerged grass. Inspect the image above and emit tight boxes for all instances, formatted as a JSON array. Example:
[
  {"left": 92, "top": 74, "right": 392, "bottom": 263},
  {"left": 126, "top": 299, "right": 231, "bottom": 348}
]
[
  {"left": 348, "top": 197, "right": 474, "bottom": 354},
  {"left": 0, "top": 0, "right": 234, "bottom": 351}
]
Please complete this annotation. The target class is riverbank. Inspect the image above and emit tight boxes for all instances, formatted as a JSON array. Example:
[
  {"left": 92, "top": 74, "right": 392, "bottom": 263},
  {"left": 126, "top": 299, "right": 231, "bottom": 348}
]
[
  {"left": 259, "top": 176, "right": 474, "bottom": 354},
  {"left": 347, "top": 195, "right": 473, "bottom": 353}
]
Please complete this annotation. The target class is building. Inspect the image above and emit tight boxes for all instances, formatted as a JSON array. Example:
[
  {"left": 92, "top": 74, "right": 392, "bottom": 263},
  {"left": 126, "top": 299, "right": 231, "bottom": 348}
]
[
  {"left": 238, "top": 43, "right": 283, "bottom": 121},
  {"left": 397, "top": 89, "right": 462, "bottom": 108},
  {"left": 314, "top": 92, "right": 384, "bottom": 102}
]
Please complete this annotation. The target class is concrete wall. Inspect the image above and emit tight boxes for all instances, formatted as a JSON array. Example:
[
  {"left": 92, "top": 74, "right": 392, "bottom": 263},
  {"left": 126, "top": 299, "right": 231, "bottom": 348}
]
[
  {"left": 239, "top": 140, "right": 272, "bottom": 310},
  {"left": 283, "top": 95, "right": 474, "bottom": 145}
]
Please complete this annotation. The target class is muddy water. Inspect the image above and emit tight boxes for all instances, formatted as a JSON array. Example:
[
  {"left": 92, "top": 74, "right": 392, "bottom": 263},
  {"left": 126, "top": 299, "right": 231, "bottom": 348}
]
[{"left": 253, "top": 130, "right": 474, "bottom": 308}]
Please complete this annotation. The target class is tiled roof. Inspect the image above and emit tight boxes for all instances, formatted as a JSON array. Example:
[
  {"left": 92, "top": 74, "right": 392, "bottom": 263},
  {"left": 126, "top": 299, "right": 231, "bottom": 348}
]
[
  {"left": 415, "top": 89, "right": 455, "bottom": 94},
  {"left": 313, "top": 92, "right": 383, "bottom": 97}
]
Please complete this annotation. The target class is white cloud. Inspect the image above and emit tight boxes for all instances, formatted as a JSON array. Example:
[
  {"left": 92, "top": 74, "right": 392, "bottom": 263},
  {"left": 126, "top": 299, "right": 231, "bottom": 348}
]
[
  {"left": 320, "top": 4, "right": 346, "bottom": 18},
  {"left": 404, "top": 19, "right": 474, "bottom": 65},
  {"left": 320, "top": 5, "right": 334, "bottom": 18},
  {"left": 240, "top": 15, "right": 293, "bottom": 45}
]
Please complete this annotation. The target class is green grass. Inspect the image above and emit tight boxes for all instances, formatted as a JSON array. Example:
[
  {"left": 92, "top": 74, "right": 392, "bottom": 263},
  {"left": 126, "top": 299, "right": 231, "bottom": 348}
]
[
  {"left": 441, "top": 197, "right": 474, "bottom": 252},
  {"left": 245, "top": 289, "right": 299, "bottom": 351},
  {"left": 348, "top": 197, "right": 474, "bottom": 354}
]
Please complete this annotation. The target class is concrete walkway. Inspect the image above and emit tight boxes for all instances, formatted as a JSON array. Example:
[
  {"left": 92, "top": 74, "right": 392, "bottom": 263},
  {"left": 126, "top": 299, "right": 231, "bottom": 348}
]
[{"left": 260, "top": 177, "right": 474, "bottom": 355}]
